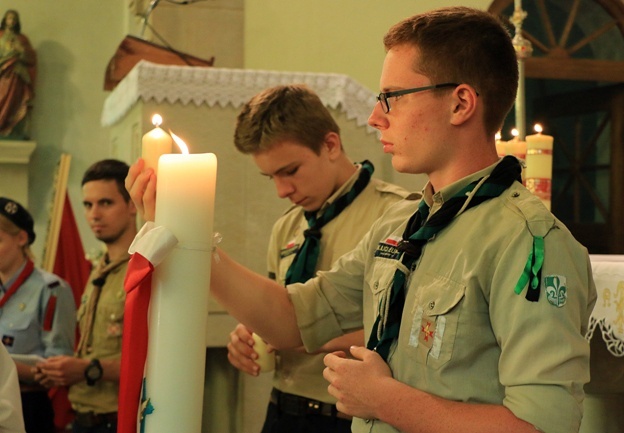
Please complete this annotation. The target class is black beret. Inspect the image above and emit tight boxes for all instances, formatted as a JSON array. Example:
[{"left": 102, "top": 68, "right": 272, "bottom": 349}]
[{"left": 0, "top": 197, "right": 36, "bottom": 245}]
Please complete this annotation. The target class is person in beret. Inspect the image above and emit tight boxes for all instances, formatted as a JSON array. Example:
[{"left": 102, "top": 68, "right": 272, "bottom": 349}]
[{"left": 0, "top": 197, "right": 76, "bottom": 433}]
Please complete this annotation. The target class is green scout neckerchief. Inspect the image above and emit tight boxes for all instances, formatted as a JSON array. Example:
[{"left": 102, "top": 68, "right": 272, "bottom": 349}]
[
  {"left": 367, "top": 155, "right": 522, "bottom": 362},
  {"left": 284, "top": 161, "right": 374, "bottom": 285}
]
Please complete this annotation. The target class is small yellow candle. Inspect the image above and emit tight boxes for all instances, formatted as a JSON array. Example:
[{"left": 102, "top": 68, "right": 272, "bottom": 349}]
[
  {"left": 142, "top": 114, "right": 173, "bottom": 174},
  {"left": 525, "top": 124, "right": 554, "bottom": 210},
  {"left": 252, "top": 332, "right": 275, "bottom": 373}
]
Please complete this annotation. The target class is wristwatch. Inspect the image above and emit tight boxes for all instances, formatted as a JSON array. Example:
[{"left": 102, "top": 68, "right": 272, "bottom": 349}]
[{"left": 84, "top": 359, "right": 103, "bottom": 386}]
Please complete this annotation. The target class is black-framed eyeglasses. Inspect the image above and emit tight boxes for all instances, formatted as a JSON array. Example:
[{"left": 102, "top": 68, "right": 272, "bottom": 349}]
[{"left": 376, "top": 83, "right": 459, "bottom": 113}]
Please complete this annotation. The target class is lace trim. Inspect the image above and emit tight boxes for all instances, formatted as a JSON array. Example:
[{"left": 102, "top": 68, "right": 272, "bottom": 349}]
[
  {"left": 586, "top": 316, "right": 624, "bottom": 357},
  {"left": 101, "top": 60, "right": 377, "bottom": 131}
]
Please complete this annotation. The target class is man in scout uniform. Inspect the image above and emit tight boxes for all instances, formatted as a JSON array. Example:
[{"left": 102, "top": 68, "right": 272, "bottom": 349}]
[
  {"left": 127, "top": 7, "right": 596, "bottom": 433},
  {"left": 225, "top": 84, "right": 408, "bottom": 432},
  {"left": 36, "top": 160, "right": 137, "bottom": 433}
]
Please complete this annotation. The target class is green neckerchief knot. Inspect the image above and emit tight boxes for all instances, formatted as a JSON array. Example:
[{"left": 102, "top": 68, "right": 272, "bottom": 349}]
[
  {"left": 284, "top": 161, "right": 374, "bottom": 285},
  {"left": 367, "top": 156, "right": 522, "bottom": 362}
]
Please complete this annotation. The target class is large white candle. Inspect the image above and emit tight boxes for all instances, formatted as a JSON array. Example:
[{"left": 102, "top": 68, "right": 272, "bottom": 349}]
[
  {"left": 142, "top": 114, "right": 173, "bottom": 175},
  {"left": 143, "top": 151, "right": 217, "bottom": 433},
  {"left": 525, "top": 124, "right": 553, "bottom": 210}
]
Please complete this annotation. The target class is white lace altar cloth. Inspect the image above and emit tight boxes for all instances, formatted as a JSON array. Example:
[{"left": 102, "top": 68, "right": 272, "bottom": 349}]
[
  {"left": 586, "top": 255, "right": 624, "bottom": 357},
  {"left": 101, "top": 60, "right": 376, "bottom": 131}
]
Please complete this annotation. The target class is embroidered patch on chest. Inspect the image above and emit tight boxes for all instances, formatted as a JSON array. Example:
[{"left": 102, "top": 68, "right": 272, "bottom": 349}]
[
  {"left": 280, "top": 239, "right": 299, "bottom": 259},
  {"left": 408, "top": 307, "right": 446, "bottom": 359},
  {"left": 544, "top": 275, "right": 567, "bottom": 307},
  {"left": 374, "top": 236, "right": 402, "bottom": 260}
]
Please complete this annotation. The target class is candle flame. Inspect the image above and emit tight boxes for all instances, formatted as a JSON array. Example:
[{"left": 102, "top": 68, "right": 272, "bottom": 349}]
[
  {"left": 534, "top": 124, "right": 543, "bottom": 133},
  {"left": 495, "top": 131, "right": 501, "bottom": 141},
  {"left": 151, "top": 114, "right": 163, "bottom": 127},
  {"left": 511, "top": 128, "right": 519, "bottom": 138},
  {"left": 170, "top": 130, "right": 190, "bottom": 154}
]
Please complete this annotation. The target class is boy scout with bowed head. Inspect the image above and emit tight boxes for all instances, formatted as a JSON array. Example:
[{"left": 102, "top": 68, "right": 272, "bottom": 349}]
[
  {"left": 127, "top": 7, "right": 596, "bottom": 433},
  {"left": 226, "top": 84, "right": 408, "bottom": 433},
  {"left": 36, "top": 160, "right": 138, "bottom": 433}
]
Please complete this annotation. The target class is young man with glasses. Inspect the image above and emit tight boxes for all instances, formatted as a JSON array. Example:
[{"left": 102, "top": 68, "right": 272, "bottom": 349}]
[{"left": 127, "top": 7, "right": 596, "bottom": 433}]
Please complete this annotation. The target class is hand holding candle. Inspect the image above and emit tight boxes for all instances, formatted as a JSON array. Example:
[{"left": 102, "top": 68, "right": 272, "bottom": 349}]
[
  {"left": 252, "top": 332, "right": 275, "bottom": 373},
  {"left": 142, "top": 114, "right": 173, "bottom": 174}
]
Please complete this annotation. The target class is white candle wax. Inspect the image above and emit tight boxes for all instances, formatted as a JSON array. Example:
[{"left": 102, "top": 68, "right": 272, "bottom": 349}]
[
  {"left": 141, "top": 126, "right": 173, "bottom": 174},
  {"left": 144, "top": 153, "right": 217, "bottom": 433},
  {"left": 525, "top": 132, "right": 553, "bottom": 179},
  {"left": 525, "top": 132, "right": 553, "bottom": 210},
  {"left": 504, "top": 138, "right": 527, "bottom": 160},
  {"left": 252, "top": 332, "right": 275, "bottom": 373},
  {"left": 495, "top": 139, "right": 507, "bottom": 158}
]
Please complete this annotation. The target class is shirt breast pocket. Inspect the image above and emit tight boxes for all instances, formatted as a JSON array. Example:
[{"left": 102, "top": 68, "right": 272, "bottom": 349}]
[
  {"left": 404, "top": 273, "right": 466, "bottom": 369},
  {"left": 368, "top": 257, "right": 401, "bottom": 318}
]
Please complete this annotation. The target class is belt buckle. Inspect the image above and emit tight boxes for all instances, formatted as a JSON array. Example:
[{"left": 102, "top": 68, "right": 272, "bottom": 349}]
[{"left": 305, "top": 399, "right": 323, "bottom": 416}]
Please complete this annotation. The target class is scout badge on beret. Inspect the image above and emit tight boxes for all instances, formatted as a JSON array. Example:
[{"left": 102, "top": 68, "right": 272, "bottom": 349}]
[{"left": 0, "top": 197, "right": 36, "bottom": 244}]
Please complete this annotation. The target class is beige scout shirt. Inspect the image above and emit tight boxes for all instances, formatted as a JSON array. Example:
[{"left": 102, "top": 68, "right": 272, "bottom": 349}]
[
  {"left": 268, "top": 165, "right": 408, "bottom": 403},
  {"left": 70, "top": 255, "right": 128, "bottom": 414},
  {"left": 289, "top": 161, "right": 596, "bottom": 433}
]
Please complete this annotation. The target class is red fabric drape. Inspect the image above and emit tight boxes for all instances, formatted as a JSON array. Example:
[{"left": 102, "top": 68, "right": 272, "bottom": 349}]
[{"left": 118, "top": 253, "right": 154, "bottom": 433}]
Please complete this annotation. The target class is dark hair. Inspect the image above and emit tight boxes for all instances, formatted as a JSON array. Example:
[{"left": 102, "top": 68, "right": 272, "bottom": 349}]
[
  {"left": 383, "top": 6, "right": 518, "bottom": 136},
  {"left": 82, "top": 159, "right": 131, "bottom": 202},
  {"left": 1, "top": 10, "right": 21, "bottom": 33},
  {"left": 234, "top": 84, "right": 341, "bottom": 155}
]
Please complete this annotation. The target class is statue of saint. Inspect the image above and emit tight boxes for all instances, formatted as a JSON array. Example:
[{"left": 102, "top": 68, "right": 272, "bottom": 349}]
[{"left": 0, "top": 9, "right": 36, "bottom": 139}]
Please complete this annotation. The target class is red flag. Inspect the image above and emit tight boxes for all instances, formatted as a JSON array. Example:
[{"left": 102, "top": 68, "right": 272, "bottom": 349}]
[
  {"left": 53, "top": 191, "right": 91, "bottom": 306},
  {"left": 49, "top": 191, "right": 91, "bottom": 432}
]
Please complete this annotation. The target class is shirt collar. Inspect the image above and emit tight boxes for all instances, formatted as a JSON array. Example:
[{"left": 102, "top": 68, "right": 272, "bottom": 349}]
[{"left": 421, "top": 160, "right": 499, "bottom": 215}]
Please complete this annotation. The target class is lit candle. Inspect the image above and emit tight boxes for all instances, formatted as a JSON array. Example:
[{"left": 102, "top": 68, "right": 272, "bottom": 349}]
[
  {"left": 495, "top": 131, "right": 506, "bottom": 158},
  {"left": 143, "top": 133, "right": 217, "bottom": 433},
  {"left": 505, "top": 128, "right": 527, "bottom": 160},
  {"left": 505, "top": 128, "right": 527, "bottom": 183},
  {"left": 252, "top": 332, "right": 275, "bottom": 373},
  {"left": 142, "top": 114, "right": 173, "bottom": 174},
  {"left": 525, "top": 124, "right": 554, "bottom": 210}
]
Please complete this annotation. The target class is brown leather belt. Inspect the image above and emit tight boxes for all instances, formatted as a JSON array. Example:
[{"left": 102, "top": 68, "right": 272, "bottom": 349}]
[
  {"left": 74, "top": 411, "right": 118, "bottom": 428},
  {"left": 270, "top": 388, "right": 351, "bottom": 420}
]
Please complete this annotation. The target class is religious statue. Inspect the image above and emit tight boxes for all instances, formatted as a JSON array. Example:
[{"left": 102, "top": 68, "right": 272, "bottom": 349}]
[{"left": 0, "top": 9, "right": 36, "bottom": 139}]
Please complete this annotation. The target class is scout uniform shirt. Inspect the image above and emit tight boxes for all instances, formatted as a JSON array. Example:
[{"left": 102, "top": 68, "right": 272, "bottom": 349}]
[
  {"left": 289, "top": 160, "right": 596, "bottom": 433},
  {"left": 269, "top": 165, "right": 408, "bottom": 404},
  {"left": 70, "top": 254, "right": 128, "bottom": 414},
  {"left": 0, "top": 262, "right": 76, "bottom": 358}
]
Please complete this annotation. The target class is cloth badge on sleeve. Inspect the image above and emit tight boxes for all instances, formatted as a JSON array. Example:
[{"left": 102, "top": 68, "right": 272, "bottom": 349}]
[
  {"left": 545, "top": 275, "right": 567, "bottom": 307},
  {"left": 280, "top": 239, "right": 299, "bottom": 259},
  {"left": 375, "top": 236, "right": 403, "bottom": 260}
]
